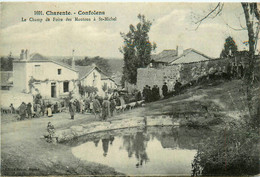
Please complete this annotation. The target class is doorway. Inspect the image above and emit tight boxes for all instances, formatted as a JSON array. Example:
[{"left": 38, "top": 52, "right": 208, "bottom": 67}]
[{"left": 51, "top": 82, "right": 56, "bottom": 98}]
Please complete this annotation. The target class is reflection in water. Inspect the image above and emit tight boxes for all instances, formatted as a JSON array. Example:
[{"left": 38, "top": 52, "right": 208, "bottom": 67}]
[
  {"left": 102, "top": 138, "right": 109, "bottom": 157},
  {"left": 102, "top": 135, "right": 115, "bottom": 156},
  {"left": 71, "top": 126, "right": 207, "bottom": 175},
  {"left": 93, "top": 139, "right": 99, "bottom": 147},
  {"left": 122, "top": 132, "right": 149, "bottom": 168}
]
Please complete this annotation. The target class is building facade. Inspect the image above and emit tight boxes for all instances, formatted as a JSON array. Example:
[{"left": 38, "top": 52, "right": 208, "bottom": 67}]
[
  {"left": 12, "top": 50, "right": 118, "bottom": 99},
  {"left": 137, "top": 46, "right": 216, "bottom": 95},
  {"left": 13, "top": 51, "right": 78, "bottom": 99},
  {"left": 77, "top": 65, "right": 117, "bottom": 97}
]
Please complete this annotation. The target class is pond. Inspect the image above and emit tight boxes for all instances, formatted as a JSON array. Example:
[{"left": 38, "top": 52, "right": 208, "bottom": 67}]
[{"left": 68, "top": 126, "right": 211, "bottom": 175}]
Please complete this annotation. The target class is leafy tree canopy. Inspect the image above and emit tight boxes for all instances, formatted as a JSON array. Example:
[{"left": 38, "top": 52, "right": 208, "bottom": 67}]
[
  {"left": 220, "top": 36, "right": 238, "bottom": 58},
  {"left": 62, "top": 56, "right": 112, "bottom": 76},
  {"left": 1, "top": 53, "right": 14, "bottom": 71},
  {"left": 120, "top": 14, "right": 157, "bottom": 85}
]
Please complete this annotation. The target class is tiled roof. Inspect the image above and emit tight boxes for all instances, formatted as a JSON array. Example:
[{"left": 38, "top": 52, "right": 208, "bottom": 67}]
[
  {"left": 151, "top": 48, "right": 213, "bottom": 63},
  {"left": 151, "top": 49, "right": 178, "bottom": 63},
  {"left": 76, "top": 65, "right": 96, "bottom": 80},
  {"left": 29, "top": 53, "right": 49, "bottom": 61},
  {"left": 27, "top": 53, "right": 78, "bottom": 72},
  {"left": 101, "top": 72, "right": 109, "bottom": 80}
]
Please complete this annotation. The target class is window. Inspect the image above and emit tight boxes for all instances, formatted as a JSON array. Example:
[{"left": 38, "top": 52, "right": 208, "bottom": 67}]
[
  {"left": 58, "top": 69, "right": 62, "bottom": 75},
  {"left": 63, "top": 81, "right": 69, "bottom": 93},
  {"left": 34, "top": 65, "right": 41, "bottom": 75}
]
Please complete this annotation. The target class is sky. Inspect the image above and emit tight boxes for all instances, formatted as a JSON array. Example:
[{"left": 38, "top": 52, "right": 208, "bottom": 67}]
[{"left": 0, "top": 2, "right": 254, "bottom": 59}]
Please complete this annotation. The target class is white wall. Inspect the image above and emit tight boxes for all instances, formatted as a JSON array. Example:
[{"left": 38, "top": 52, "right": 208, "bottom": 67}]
[
  {"left": 101, "top": 79, "right": 117, "bottom": 90},
  {"left": 80, "top": 68, "right": 103, "bottom": 96},
  {"left": 13, "top": 60, "right": 79, "bottom": 98},
  {"left": 26, "top": 61, "right": 78, "bottom": 81},
  {"left": 13, "top": 62, "right": 27, "bottom": 92},
  {"left": 32, "top": 80, "right": 78, "bottom": 99}
]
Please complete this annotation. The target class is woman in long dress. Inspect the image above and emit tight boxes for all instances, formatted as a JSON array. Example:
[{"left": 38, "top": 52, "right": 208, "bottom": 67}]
[{"left": 47, "top": 104, "right": 53, "bottom": 117}]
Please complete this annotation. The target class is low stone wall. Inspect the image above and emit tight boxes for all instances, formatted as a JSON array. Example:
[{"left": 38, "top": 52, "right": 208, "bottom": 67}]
[{"left": 55, "top": 116, "right": 179, "bottom": 142}]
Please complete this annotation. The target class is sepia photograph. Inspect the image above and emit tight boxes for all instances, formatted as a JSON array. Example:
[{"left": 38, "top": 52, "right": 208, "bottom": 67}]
[{"left": 0, "top": 2, "right": 259, "bottom": 176}]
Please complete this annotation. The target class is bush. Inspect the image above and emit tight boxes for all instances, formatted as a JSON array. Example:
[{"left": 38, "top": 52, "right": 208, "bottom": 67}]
[{"left": 192, "top": 121, "right": 259, "bottom": 176}]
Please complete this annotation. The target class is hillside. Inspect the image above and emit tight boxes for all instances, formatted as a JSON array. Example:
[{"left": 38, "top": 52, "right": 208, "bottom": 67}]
[{"left": 107, "top": 59, "right": 123, "bottom": 73}]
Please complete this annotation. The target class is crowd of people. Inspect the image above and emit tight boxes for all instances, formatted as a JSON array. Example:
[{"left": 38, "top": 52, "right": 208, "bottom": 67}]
[
  {"left": 68, "top": 96, "right": 118, "bottom": 121},
  {"left": 142, "top": 80, "right": 182, "bottom": 102},
  {"left": 10, "top": 91, "right": 133, "bottom": 122},
  {"left": 142, "top": 85, "right": 160, "bottom": 102},
  {"left": 11, "top": 80, "right": 185, "bottom": 122},
  {"left": 16, "top": 101, "right": 54, "bottom": 120}
]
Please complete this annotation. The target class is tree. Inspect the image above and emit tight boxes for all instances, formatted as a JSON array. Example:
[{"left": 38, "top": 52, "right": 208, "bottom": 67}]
[
  {"left": 193, "top": 3, "right": 260, "bottom": 175},
  {"left": 120, "top": 14, "right": 157, "bottom": 85},
  {"left": 220, "top": 36, "right": 238, "bottom": 58},
  {"left": 195, "top": 3, "right": 260, "bottom": 115},
  {"left": 78, "top": 83, "right": 98, "bottom": 96},
  {"left": 0, "top": 52, "right": 14, "bottom": 71},
  {"left": 62, "top": 56, "right": 112, "bottom": 76},
  {"left": 195, "top": 3, "right": 259, "bottom": 74},
  {"left": 76, "top": 56, "right": 112, "bottom": 76}
]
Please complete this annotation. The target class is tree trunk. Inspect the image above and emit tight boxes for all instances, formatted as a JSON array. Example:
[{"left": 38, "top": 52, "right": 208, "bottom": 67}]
[{"left": 241, "top": 3, "right": 259, "bottom": 125}]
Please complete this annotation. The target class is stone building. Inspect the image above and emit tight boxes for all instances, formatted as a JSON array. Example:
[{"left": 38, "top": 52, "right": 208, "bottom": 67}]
[
  {"left": 137, "top": 46, "right": 217, "bottom": 95},
  {"left": 150, "top": 46, "right": 214, "bottom": 68}
]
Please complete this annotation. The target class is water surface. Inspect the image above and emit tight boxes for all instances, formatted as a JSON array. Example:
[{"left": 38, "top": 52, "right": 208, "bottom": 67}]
[{"left": 71, "top": 126, "right": 209, "bottom": 175}]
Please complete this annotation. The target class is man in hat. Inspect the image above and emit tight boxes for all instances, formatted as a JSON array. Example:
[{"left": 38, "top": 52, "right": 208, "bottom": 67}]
[
  {"left": 102, "top": 97, "right": 111, "bottom": 121},
  {"left": 162, "top": 82, "right": 168, "bottom": 98},
  {"left": 93, "top": 96, "right": 101, "bottom": 119}
]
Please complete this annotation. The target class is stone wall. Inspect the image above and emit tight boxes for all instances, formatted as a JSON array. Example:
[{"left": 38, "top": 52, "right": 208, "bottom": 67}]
[
  {"left": 137, "top": 57, "right": 233, "bottom": 94},
  {"left": 136, "top": 65, "right": 181, "bottom": 95},
  {"left": 54, "top": 116, "right": 178, "bottom": 142}
]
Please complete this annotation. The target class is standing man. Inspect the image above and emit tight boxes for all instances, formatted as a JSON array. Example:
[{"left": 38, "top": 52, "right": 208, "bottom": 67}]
[
  {"left": 102, "top": 97, "right": 111, "bottom": 121},
  {"left": 155, "top": 85, "right": 160, "bottom": 100},
  {"left": 162, "top": 82, "right": 168, "bottom": 98},
  {"left": 142, "top": 86, "right": 148, "bottom": 102},
  {"left": 110, "top": 96, "right": 116, "bottom": 117},
  {"left": 69, "top": 101, "right": 76, "bottom": 120},
  {"left": 19, "top": 102, "right": 27, "bottom": 120},
  {"left": 41, "top": 101, "right": 46, "bottom": 116},
  {"left": 93, "top": 96, "right": 101, "bottom": 119},
  {"left": 9, "top": 103, "right": 15, "bottom": 114},
  {"left": 174, "top": 80, "right": 182, "bottom": 95},
  {"left": 27, "top": 102, "right": 32, "bottom": 119},
  {"left": 54, "top": 102, "right": 58, "bottom": 114}
]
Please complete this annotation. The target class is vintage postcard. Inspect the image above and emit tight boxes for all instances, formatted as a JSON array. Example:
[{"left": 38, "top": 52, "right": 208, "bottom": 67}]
[{"left": 0, "top": 2, "right": 259, "bottom": 176}]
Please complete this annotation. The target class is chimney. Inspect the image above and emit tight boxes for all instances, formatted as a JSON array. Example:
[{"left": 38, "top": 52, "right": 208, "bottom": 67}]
[
  {"left": 176, "top": 45, "right": 183, "bottom": 56},
  {"left": 20, "top": 49, "right": 25, "bottom": 60},
  {"left": 72, "top": 49, "right": 75, "bottom": 69},
  {"left": 25, "top": 49, "right": 29, "bottom": 60}
]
